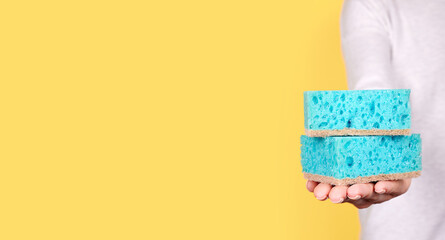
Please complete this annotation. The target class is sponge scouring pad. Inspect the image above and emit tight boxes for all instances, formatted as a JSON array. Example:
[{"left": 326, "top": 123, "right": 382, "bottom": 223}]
[
  {"left": 300, "top": 134, "right": 422, "bottom": 185},
  {"left": 304, "top": 89, "right": 411, "bottom": 137}
]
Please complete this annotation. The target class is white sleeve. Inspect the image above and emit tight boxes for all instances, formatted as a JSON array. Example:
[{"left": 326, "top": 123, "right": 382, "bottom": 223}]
[{"left": 340, "top": 0, "right": 393, "bottom": 90}]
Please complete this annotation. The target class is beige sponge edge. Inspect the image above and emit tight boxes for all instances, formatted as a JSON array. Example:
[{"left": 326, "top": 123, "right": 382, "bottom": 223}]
[
  {"left": 303, "top": 171, "right": 421, "bottom": 186},
  {"left": 305, "top": 128, "right": 410, "bottom": 137}
]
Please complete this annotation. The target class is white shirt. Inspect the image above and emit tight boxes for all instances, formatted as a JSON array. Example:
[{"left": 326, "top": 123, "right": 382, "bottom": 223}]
[{"left": 341, "top": 0, "right": 445, "bottom": 239}]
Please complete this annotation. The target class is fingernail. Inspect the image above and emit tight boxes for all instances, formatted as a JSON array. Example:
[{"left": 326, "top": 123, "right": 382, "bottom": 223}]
[
  {"left": 349, "top": 195, "right": 361, "bottom": 200},
  {"left": 376, "top": 189, "right": 386, "bottom": 194},
  {"left": 331, "top": 198, "right": 344, "bottom": 204},
  {"left": 316, "top": 195, "right": 327, "bottom": 201}
]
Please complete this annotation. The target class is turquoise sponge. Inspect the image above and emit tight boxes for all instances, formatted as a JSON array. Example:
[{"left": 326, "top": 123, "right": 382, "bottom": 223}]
[
  {"left": 304, "top": 90, "right": 411, "bottom": 137},
  {"left": 300, "top": 134, "right": 422, "bottom": 185}
]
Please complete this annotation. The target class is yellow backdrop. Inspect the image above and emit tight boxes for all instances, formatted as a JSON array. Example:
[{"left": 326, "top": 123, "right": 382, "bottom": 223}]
[{"left": 1, "top": 0, "right": 359, "bottom": 239}]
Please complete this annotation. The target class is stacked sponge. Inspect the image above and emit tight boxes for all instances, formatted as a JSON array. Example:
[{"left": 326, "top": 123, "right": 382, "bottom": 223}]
[{"left": 300, "top": 90, "right": 422, "bottom": 185}]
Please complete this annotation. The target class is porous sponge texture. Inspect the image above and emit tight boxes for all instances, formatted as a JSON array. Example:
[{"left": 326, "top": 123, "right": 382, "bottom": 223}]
[
  {"left": 304, "top": 90, "right": 411, "bottom": 131},
  {"left": 300, "top": 134, "right": 421, "bottom": 179}
]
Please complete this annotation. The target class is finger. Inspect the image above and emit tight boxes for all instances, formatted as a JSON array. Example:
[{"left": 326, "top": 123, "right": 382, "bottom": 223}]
[
  {"left": 347, "top": 183, "right": 374, "bottom": 200},
  {"left": 306, "top": 180, "right": 319, "bottom": 193},
  {"left": 348, "top": 182, "right": 393, "bottom": 204},
  {"left": 346, "top": 199, "right": 373, "bottom": 209},
  {"left": 313, "top": 183, "right": 332, "bottom": 201},
  {"left": 375, "top": 179, "right": 411, "bottom": 196},
  {"left": 350, "top": 192, "right": 393, "bottom": 204},
  {"left": 329, "top": 185, "right": 348, "bottom": 203}
]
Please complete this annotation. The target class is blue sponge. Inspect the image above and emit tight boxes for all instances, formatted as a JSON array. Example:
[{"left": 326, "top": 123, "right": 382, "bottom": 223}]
[
  {"left": 300, "top": 134, "right": 422, "bottom": 185},
  {"left": 304, "top": 90, "right": 411, "bottom": 137}
]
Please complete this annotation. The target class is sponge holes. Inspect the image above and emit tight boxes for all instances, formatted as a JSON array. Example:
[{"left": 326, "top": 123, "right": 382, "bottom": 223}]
[
  {"left": 312, "top": 96, "right": 319, "bottom": 104},
  {"left": 346, "top": 156, "right": 354, "bottom": 167},
  {"left": 379, "top": 138, "right": 389, "bottom": 147},
  {"left": 401, "top": 114, "right": 409, "bottom": 124},
  {"left": 311, "top": 94, "right": 329, "bottom": 105}
]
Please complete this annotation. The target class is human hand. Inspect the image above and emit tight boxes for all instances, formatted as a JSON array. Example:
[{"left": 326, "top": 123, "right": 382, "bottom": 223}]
[{"left": 306, "top": 179, "right": 411, "bottom": 209}]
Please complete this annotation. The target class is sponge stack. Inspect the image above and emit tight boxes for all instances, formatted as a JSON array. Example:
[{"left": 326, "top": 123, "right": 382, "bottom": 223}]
[{"left": 300, "top": 90, "right": 422, "bottom": 185}]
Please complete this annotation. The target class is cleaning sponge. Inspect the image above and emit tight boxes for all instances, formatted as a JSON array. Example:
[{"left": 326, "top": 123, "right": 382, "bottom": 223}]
[
  {"left": 304, "top": 89, "right": 411, "bottom": 137},
  {"left": 300, "top": 134, "right": 422, "bottom": 185}
]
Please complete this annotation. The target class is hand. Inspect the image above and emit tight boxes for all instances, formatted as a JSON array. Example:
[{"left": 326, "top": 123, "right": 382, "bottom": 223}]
[{"left": 306, "top": 179, "right": 411, "bottom": 209}]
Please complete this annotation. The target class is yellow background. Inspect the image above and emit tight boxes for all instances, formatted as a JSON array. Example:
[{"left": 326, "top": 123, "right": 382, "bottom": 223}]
[{"left": 0, "top": 0, "right": 359, "bottom": 239}]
